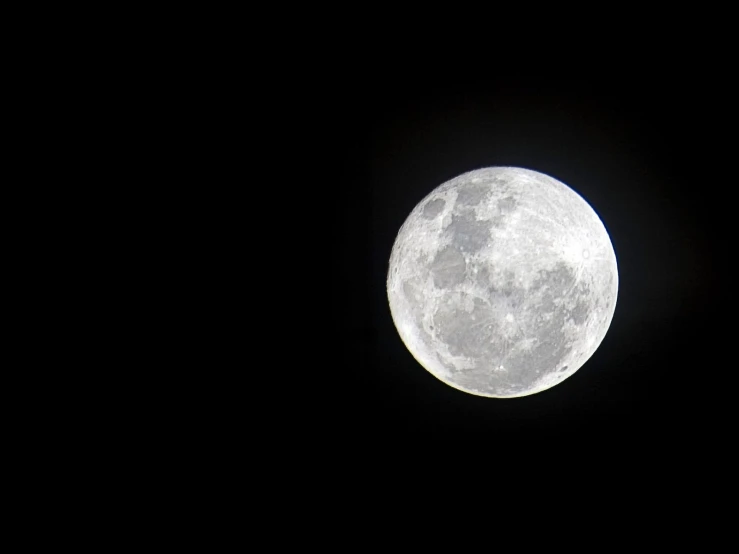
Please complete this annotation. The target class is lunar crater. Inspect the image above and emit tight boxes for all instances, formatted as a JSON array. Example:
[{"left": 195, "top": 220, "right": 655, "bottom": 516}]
[
  {"left": 430, "top": 246, "right": 467, "bottom": 288},
  {"left": 455, "top": 181, "right": 490, "bottom": 206},
  {"left": 445, "top": 214, "right": 491, "bottom": 253},
  {"left": 422, "top": 198, "right": 446, "bottom": 219}
]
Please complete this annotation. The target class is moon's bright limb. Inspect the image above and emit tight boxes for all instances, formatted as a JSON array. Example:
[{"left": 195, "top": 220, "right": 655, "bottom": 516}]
[{"left": 386, "top": 167, "right": 618, "bottom": 398}]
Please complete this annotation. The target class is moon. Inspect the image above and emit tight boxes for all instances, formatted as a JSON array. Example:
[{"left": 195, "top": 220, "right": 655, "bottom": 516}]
[{"left": 386, "top": 167, "right": 618, "bottom": 398}]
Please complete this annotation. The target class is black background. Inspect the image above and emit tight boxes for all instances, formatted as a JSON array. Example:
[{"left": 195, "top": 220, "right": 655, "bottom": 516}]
[{"left": 329, "top": 74, "right": 729, "bottom": 444}]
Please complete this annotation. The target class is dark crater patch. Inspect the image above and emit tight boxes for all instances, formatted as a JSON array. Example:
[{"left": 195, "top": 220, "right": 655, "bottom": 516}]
[
  {"left": 455, "top": 181, "right": 490, "bottom": 206},
  {"left": 497, "top": 195, "right": 518, "bottom": 214},
  {"left": 492, "top": 282, "right": 527, "bottom": 310},
  {"left": 446, "top": 214, "right": 491, "bottom": 253},
  {"left": 535, "top": 264, "right": 593, "bottom": 326},
  {"left": 569, "top": 298, "right": 590, "bottom": 325},
  {"left": 430, "top": 246, "right": 466, "bottom": 288},
  {"left": 433, "top": 296, "right": 498, "bottom": 359},
  {"left": 533, "top": 262, "right": 576, "bottom": 298},
  {"left": 473, "top": 266, "right": 491, "bottom": 289},
  {"left": 489, "top": 195, "right": 519, "bottom": 228},
  {"left": 422, "top": 198, "right": 445, "bottom": 219}
]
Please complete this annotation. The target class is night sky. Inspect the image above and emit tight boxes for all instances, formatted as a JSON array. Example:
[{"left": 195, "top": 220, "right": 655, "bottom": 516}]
[{"left": 329, "top": 74, "right": 728, "bottom": 443}]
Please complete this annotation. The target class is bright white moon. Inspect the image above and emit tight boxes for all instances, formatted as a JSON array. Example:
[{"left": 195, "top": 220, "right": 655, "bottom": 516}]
[{"left": 386, "top": 167, "right": 618, "bottom": 398}]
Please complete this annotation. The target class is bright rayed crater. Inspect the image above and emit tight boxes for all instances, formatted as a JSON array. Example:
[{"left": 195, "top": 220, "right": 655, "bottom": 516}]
[{"left": 387, "top": 167, "right": 618, "bottom": 398}]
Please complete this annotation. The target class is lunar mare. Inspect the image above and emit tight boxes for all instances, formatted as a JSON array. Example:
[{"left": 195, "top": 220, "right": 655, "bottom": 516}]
[{"left": 387, "top": 167, "right": 618, "bottom": 398}]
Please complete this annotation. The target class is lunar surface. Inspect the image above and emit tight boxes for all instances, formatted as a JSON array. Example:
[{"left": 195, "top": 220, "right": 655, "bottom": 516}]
[{"left": 387, "top": 167, "right": 618, "bottom": 398}]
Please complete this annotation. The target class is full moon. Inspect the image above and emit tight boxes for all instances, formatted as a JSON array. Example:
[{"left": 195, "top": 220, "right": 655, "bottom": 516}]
[{"left": 386, "top": 167, "right": 618, "bottom": 398}]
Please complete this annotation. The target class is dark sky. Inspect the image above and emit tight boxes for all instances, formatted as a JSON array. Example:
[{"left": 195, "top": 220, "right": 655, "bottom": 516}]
[{"left": 329, "top": 74, "right": 729, "bottom": 444}]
